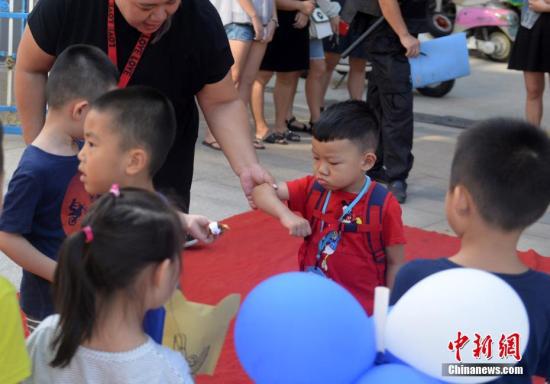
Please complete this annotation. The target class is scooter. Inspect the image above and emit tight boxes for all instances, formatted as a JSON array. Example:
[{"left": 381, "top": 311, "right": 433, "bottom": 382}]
[{"left": 428, "top": 0, "right": 519, "bottom": 62}]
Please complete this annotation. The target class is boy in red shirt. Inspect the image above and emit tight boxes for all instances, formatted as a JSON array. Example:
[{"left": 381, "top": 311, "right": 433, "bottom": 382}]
[{"left": 253, "top": 101, "right": 405, "bottom": 314}]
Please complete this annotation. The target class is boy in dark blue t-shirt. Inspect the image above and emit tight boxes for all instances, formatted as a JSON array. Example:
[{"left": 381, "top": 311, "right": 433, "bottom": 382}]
[
  {"left": 0, "top": 45, "right": 118, "bottom": 328},
  {"left": 390, "top": 118, "right": 550, "bottom": 383}
]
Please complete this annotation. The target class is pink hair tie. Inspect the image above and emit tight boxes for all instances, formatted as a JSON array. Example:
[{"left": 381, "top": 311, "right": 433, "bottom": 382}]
[
  {"left": 82, "top": 226, "right": 94, "bottom": 243},
  {"left": 110, "top": 184, "right": 120, "bottom": 197}
]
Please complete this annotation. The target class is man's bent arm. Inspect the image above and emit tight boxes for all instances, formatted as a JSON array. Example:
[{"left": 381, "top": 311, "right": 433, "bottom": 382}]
[{"left": 197, "top": 72, "right": 275, "bottom": 204}]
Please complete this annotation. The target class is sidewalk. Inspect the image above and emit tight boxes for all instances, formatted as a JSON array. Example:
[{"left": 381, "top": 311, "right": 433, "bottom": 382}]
[{"left": 1, "top": 57, "right": 549, "bottom": 287}]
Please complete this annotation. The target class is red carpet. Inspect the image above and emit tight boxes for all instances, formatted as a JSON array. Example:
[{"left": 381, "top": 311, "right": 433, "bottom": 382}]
[{"left": 180, "top": 210, "right": 549, "bottom": 384}]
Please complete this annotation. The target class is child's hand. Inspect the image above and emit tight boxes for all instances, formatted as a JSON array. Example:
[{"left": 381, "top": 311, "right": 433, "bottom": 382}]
[
  {"left": 179, "top": 213, "right": 214, "bottom": 244},
  {"left": 280, "top": 212, "right": 312, "bottom": 237}
]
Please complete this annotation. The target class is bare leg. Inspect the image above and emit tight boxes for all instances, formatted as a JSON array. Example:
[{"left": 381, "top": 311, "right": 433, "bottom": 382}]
[
  {"left": 306, "top": 58, "right": 327, "bottom": 123},
  {"left": 238, "top": 41, "right": 269, "bottom": 148},
  {"left": 251, "top": 70, "right": 273, "bottom": 139},
  {"left": 238, "top": 41, "right": 268, "bottom": 105},
  {"left": 284, "top": 75, "right": 302, "bottom": 122},
  {"left": 348, "top": 57, "right": 367, "bottom": 100},
  {"left": 284, "top": 85, "right": 309, "bottom": 131},
  {"left": 287, "top": 91, "right": 296, "bottom": 122},
  {"left": 229, "top": 39, "right": 252, "bottom": 86},
  {"left": 204, "top": 39, "right": 251, "bottom": 144},
  {"left": 274, "top": 71, "right": 301, "bottom": 134},
  {"left": 524, "top": 71, "right": 545, "bottom": 126},
  {"left": 321, "top": 51, "right": 340, "bottom": 103}
]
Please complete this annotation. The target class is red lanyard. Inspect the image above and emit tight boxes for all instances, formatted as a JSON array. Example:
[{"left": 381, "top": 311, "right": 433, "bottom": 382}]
[{"left": 107, "top": 0, "right": 151, "bottom": 88}]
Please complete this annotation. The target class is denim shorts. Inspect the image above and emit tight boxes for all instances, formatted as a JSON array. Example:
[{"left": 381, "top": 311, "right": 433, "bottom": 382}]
[
  {"left": 309, "top": 38, "right": 325, "bottom": 60},
  {"left": 225, "top": 23, "right": 255, "bottom": 41}
]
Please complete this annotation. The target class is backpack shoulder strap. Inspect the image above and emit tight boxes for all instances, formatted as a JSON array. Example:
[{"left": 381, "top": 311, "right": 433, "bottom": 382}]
[
  {"left": 365, "top": 182, "right": 391, "bottom": 285},
  {"left": 306, "top": 180, "right": 325, "bottom": 206},
  {"left": 366, "top": 182, "right": 390, "bottom": 225},
  {"left": 348, "top": 182, "right": 389, "bottom": 229},
  {"left": 306, "top": 180, "right": 333, "bottom": 226},
  {"left": 365, "top": 182, "right": 390, "bottom": 252}
]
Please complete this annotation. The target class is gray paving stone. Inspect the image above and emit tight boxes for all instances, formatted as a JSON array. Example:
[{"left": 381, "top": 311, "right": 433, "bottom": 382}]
[
  {"left": 401, "top": 207, "right": 445, "bottom": 229},
  {"left": 0, "top": 250, "right": 20, "bottom": 287},
  {"left": 523, "top": 222, "right": 550, "bottom": 241},
  {"left": 518, "top": 235, "right": 550, "bottom": 255},
  {"left": 421, "top": 220, "right": 455, "bottom": 236}
]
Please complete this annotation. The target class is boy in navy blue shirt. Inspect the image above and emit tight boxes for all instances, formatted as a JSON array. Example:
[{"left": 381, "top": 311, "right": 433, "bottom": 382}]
[
  {"left": 0, "top": 45, "right": 118, "bottom": 329},
  {"left": 390, "top": 118, "right": 550, "bottom": 383}
]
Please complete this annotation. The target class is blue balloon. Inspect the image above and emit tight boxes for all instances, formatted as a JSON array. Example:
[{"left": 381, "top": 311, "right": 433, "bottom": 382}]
[
  {"left": 355, "top": 364, "right": 446, "bottom": 384},
  {"left": 235, "top": 272, "right": 376, "bottom": 384}
]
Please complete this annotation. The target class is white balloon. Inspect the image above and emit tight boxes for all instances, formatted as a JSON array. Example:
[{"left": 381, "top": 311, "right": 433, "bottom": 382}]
[{"left": 386, "top": 268, "right": 529, "bottom": 383}]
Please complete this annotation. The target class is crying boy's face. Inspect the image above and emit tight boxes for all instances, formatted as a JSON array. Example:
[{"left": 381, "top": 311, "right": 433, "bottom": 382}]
[{"left": 311, "top": 138, "right": 376, "bottom": 194}]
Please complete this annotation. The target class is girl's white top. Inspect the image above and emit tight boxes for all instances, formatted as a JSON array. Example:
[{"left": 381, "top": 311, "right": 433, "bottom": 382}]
[
  {"left": 211, "top": 0, "right": 274, "bottom": 25},
  {"left": 23, "top": 315, "right": 194, "bottom": 384}
]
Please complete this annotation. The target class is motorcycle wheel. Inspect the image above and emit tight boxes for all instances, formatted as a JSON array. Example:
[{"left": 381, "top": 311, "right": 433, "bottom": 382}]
[
  {"left": 488, "top": 31, "right": 512, "bottom": 62},
  {"left": 416, "top": 80, "right": 455, "bottom": 98},
  {"left": 427, "top": 13, "right": 454, "bottom": 37}
]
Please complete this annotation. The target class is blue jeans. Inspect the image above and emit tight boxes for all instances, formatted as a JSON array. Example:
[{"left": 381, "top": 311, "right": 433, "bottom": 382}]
[
  {"left": 309, "top": 38, "right": 325, "bottom": 60},
  {"left": 225, "top": 23, "right": 255, "bottom": 41}
]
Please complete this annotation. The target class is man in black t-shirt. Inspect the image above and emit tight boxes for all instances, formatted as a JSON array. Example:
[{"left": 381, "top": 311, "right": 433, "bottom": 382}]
[
  {"left": 15, "top": 0, "right": 273, "bottom": 212},
  {"left": 343, "top": 0, "right": 424, "bottom": 204}
]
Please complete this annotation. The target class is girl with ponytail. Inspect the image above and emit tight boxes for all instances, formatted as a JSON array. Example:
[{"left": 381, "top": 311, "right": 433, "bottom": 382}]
[{"left": 24, "top": 187, "right": 194, "bottom": 384}]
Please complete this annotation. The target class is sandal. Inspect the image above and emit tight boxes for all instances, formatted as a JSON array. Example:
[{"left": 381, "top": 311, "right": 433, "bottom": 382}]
[
  {"left": 286, "top": 116, "right": 312, "bottom": 134},
  {"left": 284, "top": 130, "right": 301, "bottom": 142},
  {"left": 252, "top": 138, "right": 266, "bottom": 150},
  {"left": 201, "top": 140, "right": 222, "bottom": 151},
  {"left": 261, "top": 132, "right": 288, "bottom": 145}
]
